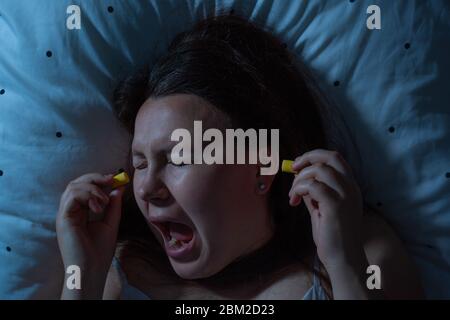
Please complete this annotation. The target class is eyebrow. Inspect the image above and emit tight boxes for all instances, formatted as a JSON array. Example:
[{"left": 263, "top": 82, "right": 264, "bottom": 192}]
[
  {"left": 131, "top": 148, "right": 144, "bottom": 156},
  {"left": 131, "top": 144, "right": 177, "bottom": 157}
]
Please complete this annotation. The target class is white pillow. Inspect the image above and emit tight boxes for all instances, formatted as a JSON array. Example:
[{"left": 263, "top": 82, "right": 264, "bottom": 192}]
[{"left": 1, "top": 0, "right": 449, "bottom": 298}]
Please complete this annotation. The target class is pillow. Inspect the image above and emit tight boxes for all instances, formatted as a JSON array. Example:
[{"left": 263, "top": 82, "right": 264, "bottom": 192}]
[{"left": 0, "top": 0, "right": 449, "bottom": 298}]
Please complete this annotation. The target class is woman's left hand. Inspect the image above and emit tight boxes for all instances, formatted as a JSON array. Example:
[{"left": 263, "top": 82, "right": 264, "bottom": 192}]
[{"left": 288, "top": 149, "right": 365, "bottom": 269}]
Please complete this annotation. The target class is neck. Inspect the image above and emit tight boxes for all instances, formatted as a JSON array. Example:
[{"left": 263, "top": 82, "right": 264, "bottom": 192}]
[{"left": 193, "top": 231, "right": 291, "bottom": 292}]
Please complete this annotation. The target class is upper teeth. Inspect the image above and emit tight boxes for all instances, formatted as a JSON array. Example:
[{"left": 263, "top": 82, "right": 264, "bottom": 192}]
[{"left": 169, "top": 238, "right": 181, "bottom": 246}]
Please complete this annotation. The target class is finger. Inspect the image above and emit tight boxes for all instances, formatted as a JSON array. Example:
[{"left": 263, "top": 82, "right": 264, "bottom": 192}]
[
  {"left": 289, "top": 193, "right": 302, "bottom": 206},
  {"left": 70, "top": 183, "right": 110, "bottom": 205},
  {"left": 290, "top": 178, "right": 340, "bottom": 212},
  {"left": 292, "top": 149, "right": 354, "bottom": 180},
  {"left": 294, "top": 162, "right": 347, "bottom": 198},
  {"left": 303, "top": 194, "right": 320, "bottom": 229},
  {"left": 103, "top": 186, "right": 125, "bottom": 229},
  {"left": 71, "top": 173, "right": 115, "bottom": 187},
  {"left": 88, "top": 197, "right": 103, "bottom": 213},
  {"left": 61, "top": 188, "right": 94, "bottom": 216},
  {"left": 303, "top": 194, "right": 316, "bottom": 214},
  {"left": 89, "top": 186, "right": 110, "bottom": 206},
  {"left": 64, "top": 183, "right": 109, "bottom": 214}
]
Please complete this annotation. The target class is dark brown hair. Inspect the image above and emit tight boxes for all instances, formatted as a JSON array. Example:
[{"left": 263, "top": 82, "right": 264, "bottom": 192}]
[{"left": 112, "top": 13, "right": 361, "bottom": 297}]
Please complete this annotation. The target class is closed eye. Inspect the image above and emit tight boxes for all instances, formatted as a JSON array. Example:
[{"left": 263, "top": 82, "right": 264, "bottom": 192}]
[
  {"left": 167, "top": 158, "right": 186, "bottom": 167},
  {"left": 133, "top": 162, "right": 147, "bottom": 170}
]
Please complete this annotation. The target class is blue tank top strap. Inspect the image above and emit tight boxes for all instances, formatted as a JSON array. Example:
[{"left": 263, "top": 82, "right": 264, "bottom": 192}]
[
  {"left": 312, "top": 254, "right": 321, "bottom": 288},
  {"left": 302, "top": 254, "right": 329, "bottom": 300},
  {"left": 112, "top": 257, "right": 151, "bottom": 300},
  {"left": 112, "top": 257, "right": 127, "bottom": 282}
]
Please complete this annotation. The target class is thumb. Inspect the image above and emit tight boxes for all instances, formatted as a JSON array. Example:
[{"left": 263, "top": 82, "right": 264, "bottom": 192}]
[{"left": 104, "top": 186, "right": 125, "bottom": 228}]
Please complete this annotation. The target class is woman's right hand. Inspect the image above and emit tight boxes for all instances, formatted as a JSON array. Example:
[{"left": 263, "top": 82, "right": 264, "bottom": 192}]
[{"left": 56, "top": 173, "right": 126, "bottom": 299}]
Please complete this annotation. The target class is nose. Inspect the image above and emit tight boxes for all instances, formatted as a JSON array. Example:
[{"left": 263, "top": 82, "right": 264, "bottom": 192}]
[{"left": 137, "top": 171, "right": 172, "bottom": 207}]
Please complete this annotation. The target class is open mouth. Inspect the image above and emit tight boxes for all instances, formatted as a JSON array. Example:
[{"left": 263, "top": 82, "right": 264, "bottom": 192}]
[
  {"left": 151, "top": 220, "right": 197, "bottom": 260},
  {"left": 152, "top": 221, "right": 195, "bottom": 249}
]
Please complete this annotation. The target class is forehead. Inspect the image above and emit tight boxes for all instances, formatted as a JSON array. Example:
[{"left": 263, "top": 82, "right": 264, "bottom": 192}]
[{"left": 132, "top": 94, "right": 222, "bottom": 151}]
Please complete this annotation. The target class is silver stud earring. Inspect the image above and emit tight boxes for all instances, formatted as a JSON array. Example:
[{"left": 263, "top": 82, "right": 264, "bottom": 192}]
[{"left": 258, "top": 182, "right": 266, "bottom": 191}]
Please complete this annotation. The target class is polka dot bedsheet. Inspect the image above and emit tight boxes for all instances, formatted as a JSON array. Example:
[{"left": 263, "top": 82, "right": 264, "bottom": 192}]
[{"left": 0, "top": 0, "right": 449, "bottom": 298}]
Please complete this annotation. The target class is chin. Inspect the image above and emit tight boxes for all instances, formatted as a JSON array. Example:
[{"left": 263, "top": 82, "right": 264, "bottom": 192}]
[
  {"left": 170, "top": 258, "right": 222, "bottom": 281},
  {"left": 171, "top": 263, "right": 206, "bottom": 280}
]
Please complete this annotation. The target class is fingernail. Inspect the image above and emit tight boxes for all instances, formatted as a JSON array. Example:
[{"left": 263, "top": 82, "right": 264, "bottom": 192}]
[
  {"left": 94, "top": 202, "right": 102, "bottom": 212},
  {"left": 292, "top": 161, "right": 302, "bottom": 170}
]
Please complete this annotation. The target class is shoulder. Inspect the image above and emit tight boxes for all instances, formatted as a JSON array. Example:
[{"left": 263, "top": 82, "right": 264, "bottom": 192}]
[
  {"left": 254, "top": 262, "right": 315, "bottom": 299},
  {"left": 362, "top": 206, "right": 425, "bottom": 299}
]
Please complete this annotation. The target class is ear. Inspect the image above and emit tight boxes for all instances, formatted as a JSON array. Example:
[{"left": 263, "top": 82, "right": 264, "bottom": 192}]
[{"left": 255, "top": 166, "right": 276, "bottom": 195}]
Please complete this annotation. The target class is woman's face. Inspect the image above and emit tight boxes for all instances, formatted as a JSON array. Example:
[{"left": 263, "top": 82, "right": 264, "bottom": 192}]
[{"left": 132, "top": 94, "right": 275, "bottom": 280}]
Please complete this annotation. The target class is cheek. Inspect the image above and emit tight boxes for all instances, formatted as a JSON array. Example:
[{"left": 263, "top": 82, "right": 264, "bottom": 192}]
[
  {"left": 132, "top": 174, "right": 147, "bottom": 214},
  {"left": 174, "top": 165, "right": 254, "bottom": 211},
  {"left": 175, "top": 165, "right": 257, "bottom": 235},
  {"left": 206, "top": 165, "right": 256, "bottom": 208}
]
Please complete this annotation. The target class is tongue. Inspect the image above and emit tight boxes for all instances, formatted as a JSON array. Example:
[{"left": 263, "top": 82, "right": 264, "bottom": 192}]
[{"left": 168, "top": 222, "right": 193, "bottom": 242}]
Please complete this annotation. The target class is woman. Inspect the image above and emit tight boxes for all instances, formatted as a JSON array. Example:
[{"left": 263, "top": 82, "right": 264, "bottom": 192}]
[{"left": 56, "top": 13, "right": 423, "bottom": 299}]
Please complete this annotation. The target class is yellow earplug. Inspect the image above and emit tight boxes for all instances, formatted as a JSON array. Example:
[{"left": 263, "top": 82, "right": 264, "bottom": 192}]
[
  {"left": 281, "top": 160, "right": 297, "bottom": 174},
  {"left": 112, "top": 172, "right": 130, "bottom": 189}
]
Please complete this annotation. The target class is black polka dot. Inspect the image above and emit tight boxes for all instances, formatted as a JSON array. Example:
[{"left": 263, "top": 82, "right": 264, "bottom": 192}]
[
  {"left": 6, "top": 246, "right": 11, "bottom": 252},
  {"left": 0, "top": 170, "right": 3, "bottom": 176},
  {"left": 334, "top": 81, "right": 340, "bottom": 87},
  {"left": 0, "top": 89, "right": 5, "bottom": 95},
  {"left": 118, "top": 168, "right": 124, "bottom": 173},
  {"left": 376, "top": 202, "right": 382, "bottom": 207},
  {"left": 46, "top": 50, "right": 52, "bottom": 58},
  {"left": 388, "top": 126, "right": 395, "bottom": 133},
  {"left": 108, "top": 6, "right": 114, "bottom": 13},
  {"left": 445, "top": 172, "right": 450, "bottom": 178},
  {"left": 56, "top": 131, "right": 62, "bottom": 138},
  {"left": 404, "top": 43, "right": 411, "bottom": 49}
]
